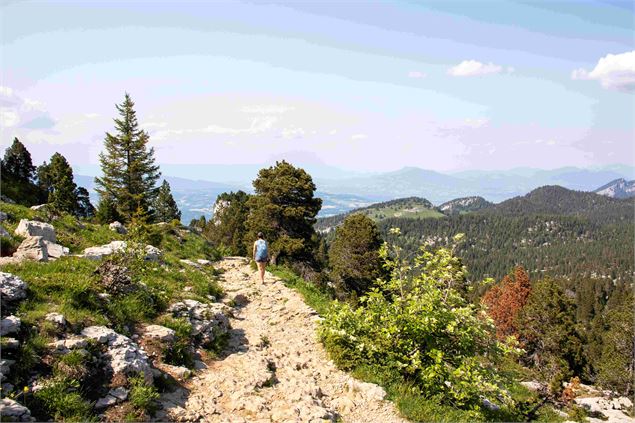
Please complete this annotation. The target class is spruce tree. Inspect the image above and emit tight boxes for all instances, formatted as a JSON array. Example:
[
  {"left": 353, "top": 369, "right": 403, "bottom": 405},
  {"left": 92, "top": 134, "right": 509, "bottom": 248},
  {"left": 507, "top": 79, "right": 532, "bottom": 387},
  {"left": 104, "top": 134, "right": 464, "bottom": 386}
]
[
  {"left": 1, "top": 137, "right": 35, "bottom": 183},
  {"left": 95, "top": 93, "right": 161, "bottom": 222},
  {"left": 47, "top": 153, "right": 78, "bottom": 214},
  {"left": 75, "top": 187, "right": 96, "bottom": 218},
  {"left": 244, "top": 161, "right": 322, "bottom": 264},
  {"left": 328, "top": 213, "right": 384, "bottom": 300},
  {"left": 152, "top": 180, "right": 181, "bottom": 222},
  {"left": 205, "top": 190, "right": 250, "bottom": 255},
  {"left": 96, "top": 194, "right": 121, "bottom": 224}
]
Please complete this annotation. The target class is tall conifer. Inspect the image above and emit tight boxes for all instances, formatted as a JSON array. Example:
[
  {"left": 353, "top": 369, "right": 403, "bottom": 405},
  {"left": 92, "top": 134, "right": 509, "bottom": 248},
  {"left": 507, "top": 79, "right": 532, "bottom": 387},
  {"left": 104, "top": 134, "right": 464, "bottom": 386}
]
[
  {"left": 95, "top": 93, "right": 160, "bottom": 222},
  {"left": 47, "top": 153, "right": 78, "bottom": 214},
  {"left": 152, "top": 180, "right": 181, "bottom": 222}
]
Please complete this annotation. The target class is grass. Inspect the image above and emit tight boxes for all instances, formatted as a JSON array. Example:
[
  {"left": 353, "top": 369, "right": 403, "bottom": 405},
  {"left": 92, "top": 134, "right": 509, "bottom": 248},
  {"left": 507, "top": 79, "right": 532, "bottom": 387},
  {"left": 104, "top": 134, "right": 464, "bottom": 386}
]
[{"left": 269, "top": 265, "right": 334, "bottom": 316}]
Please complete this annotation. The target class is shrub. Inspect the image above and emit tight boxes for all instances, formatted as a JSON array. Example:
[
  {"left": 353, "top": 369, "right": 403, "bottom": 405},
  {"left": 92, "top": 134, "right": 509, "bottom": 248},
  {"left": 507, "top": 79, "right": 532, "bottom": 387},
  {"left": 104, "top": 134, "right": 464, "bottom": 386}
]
[
  {"left": 320, "top": 232, "right": 516, "bottom": 411},
  {"left": 128, "top": 374, "right": 159, "bottom": 416},
  {"left": 32, "top": 376, "right": 94, "bottom": 422}
]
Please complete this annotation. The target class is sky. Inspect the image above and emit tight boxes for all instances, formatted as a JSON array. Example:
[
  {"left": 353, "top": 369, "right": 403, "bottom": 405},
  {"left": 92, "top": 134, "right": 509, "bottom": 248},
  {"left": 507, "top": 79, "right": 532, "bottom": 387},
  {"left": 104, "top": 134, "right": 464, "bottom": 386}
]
[{"left": 0, "top": 0, "right": 634, "bottom": 174}]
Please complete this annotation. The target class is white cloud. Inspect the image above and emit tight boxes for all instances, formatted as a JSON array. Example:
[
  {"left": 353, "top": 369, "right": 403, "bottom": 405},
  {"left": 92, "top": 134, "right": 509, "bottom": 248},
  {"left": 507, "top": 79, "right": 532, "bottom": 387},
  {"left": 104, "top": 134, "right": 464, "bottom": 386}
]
[
  {"left": 351, "top": 133, "right": 367, "bottom": 140},
  {"left": 241, "top": 105, "right": 294, "bottom": 114},
  {"left": 408, "top": 71, "right": 427, "bottom": 79},
  {"left": 463, "top": 117, "right": 489, "bottom": 128},
  {"left": 0, "top": 108, "right": 20, "bottom": 127},
  {"left": 281, "top": 127, "right": 305, "bottom": 139},
  {"left": 0, "top": 86, "right": 14, "bottom": 98},
  {"left": 448, "top": 60, "right": 503, "bottom": 77},
  {"left": 571, "top": 51, "right": 635, "bottom": 92}
]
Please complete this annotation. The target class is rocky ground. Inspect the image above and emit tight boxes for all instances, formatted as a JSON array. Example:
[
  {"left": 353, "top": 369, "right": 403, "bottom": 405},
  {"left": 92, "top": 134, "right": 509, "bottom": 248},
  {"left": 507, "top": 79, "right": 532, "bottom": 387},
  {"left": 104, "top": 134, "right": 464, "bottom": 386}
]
[{"left": 156, "top": 257, "right": 406, "bottom": 423}]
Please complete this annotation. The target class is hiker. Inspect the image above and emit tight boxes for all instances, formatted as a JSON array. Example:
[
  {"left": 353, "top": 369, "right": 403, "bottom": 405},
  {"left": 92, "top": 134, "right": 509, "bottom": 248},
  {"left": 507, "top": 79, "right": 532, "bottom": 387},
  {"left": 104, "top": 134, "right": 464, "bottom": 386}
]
[{"left": 253, "top": 232, "right": 269, "bottom": 283}]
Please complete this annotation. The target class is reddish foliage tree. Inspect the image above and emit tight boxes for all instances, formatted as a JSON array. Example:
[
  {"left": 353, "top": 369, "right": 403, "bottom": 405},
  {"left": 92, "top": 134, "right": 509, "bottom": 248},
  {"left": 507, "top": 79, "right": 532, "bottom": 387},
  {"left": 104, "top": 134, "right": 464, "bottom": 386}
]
[{"left": 482, "top": 266, "right": 532, "bottom": 340}]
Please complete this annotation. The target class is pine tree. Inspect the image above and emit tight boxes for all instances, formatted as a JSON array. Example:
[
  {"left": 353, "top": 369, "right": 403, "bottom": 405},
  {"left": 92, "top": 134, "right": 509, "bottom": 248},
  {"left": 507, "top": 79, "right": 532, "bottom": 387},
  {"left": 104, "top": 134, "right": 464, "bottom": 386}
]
[
  {"left": 1, "top": 137, "right": 35, "bottom": 183},
  {"left": 244, "top": 161, "right": 322, "bottom": 264},
  {"left": 152, "top": 180, "right": 181, "bottom": 222},
  {"left": 75, "top": 187, "right": 96, "bottom": 218},
  {"left": 95, "top": 93, "right": 161, "bottom": 222},
  {"left": 328, "top": 213, "right": 384, "bottom": 300},
  {"left": 47, "top": 153, "right": 78, "bottom": 214}
]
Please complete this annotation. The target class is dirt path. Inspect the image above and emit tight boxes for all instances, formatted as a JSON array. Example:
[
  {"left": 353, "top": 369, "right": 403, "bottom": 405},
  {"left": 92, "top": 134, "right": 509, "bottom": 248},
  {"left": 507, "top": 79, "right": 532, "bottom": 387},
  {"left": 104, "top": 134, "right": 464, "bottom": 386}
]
[{"left": 156, "top": 257, "right": 407, "bottom": 423}]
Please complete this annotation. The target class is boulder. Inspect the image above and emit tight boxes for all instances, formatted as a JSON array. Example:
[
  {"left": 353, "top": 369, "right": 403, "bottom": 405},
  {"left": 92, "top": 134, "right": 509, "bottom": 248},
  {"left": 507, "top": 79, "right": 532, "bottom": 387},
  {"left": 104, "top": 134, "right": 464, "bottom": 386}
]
[
  {"left": 48, "top": 336, "right": 88, "bottom": 355},
  {"left": 0, "top": 398, "right": 33, "bottom": 422},
  {"left": 29, "top": 204, "right": 48, "bottom": 211},
  {"left": 144, "top": 245, "right": 162, "bottom": 262},
  {"left": 0, "top": 225, "right": 10, "bottom": 238},
  {"left": 0, "top": 273, "right": 28, "bottom": 304},
  {"left": 45, "top": 312, "right": 66, "bottom": 326},
  {"left": 109, "top": 221, "right": 127, "bottom": 234},
  {"left": 0, "top": 316, "right": 21, "bottom": 336},
  {"left": 14, "top": 219, "right": 56, "bottom": 242},
  {"left": 0, "top": 195, "right": 15, "bottom": 204},
  {"left": 196, "top": 259, "right": 212, "bottom": 266},
  {"left": 42, "top": 241, "right": 69, "bottom": 260},
  {"left": 1, "top": 338, "right": 19, "bottom": 350},
  {"left": 13, "top": 236, "right": 48, "bottom": 262},
  {"left": 180, "top": 259, "right": 200, "bottom": 268},
  {"left": 521, "top": 381, "right": 545, "bottom": 392},
  {"left": 0, "top": 211, "right": 8, "bottom": 222},
  {"left": 143, "top": 324, "right": 176, "bottom": 343},
  {"left": 81, "top": 240, "right": 127, "bottom": 260},
  {"left": 81, "top": 326, "right": 153, "bottom": 383}
]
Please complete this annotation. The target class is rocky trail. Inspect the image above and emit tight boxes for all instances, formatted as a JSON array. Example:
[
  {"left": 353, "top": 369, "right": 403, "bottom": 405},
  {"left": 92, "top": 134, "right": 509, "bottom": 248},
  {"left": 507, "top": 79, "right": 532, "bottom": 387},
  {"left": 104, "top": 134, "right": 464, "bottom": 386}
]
[{"left": 156, "top": 257, "right": 407, "bottom": 423}]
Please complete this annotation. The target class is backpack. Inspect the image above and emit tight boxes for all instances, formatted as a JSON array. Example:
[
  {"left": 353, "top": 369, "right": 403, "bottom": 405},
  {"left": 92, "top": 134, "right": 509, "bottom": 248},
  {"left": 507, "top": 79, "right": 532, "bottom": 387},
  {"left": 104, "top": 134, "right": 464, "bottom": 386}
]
[{"left": 255, "top": 239, "right": 268, "bottom": 261}]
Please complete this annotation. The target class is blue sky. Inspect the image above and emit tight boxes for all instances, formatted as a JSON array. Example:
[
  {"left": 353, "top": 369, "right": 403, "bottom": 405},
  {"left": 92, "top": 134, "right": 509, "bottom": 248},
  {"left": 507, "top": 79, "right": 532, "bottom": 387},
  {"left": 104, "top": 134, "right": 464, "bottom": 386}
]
[{"left": 1, "top": 0, "right": 633, "bottom": 173}]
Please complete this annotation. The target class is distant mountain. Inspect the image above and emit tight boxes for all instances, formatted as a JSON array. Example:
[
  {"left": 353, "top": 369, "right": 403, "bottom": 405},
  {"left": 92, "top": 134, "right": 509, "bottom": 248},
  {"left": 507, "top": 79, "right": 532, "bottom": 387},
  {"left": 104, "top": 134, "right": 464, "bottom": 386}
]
[
  {"left": 593, "top": 178, "right": 635, "bottom": 199},
  {"left": 483, "top": 185, "right": 634, "bottom": 223},
  {"left": 438, "top": 196, "right": 493, "bottom": 216},
  {"left": 316, "top": 165, "right": 635, "bottom": 203},
  {"left": 315, "top": 197, "right": 443, "bottom": 232}
]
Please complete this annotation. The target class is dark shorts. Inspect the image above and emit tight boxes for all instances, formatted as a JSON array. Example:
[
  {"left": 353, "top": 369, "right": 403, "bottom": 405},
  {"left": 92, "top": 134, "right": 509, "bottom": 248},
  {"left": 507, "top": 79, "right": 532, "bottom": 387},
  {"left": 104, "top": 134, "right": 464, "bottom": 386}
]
[{"left": 256, "top": 259, "right": 268, "bottom": 264}]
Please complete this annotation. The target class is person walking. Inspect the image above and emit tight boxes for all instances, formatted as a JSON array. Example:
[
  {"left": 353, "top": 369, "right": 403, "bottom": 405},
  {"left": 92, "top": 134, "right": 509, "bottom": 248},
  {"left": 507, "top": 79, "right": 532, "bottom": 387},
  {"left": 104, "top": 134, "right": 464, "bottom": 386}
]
[{"left": 253, "top": 232, "right": 269, "bottom": 284}]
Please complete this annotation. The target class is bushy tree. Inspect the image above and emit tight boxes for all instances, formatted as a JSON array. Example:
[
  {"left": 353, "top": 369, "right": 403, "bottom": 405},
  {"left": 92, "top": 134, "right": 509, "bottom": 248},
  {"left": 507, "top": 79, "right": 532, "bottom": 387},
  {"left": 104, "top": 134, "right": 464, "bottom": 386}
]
[
  {"left": 152, "top": 180, "right": 181, "bottom": 222},
  {"left": 244, "top": 161, "right": 322, "bottom": 264},
  {"left": 95, "top": 93, "right": 160, "bottom": 222},
  {"left": 204, "top": 190, "right": 250, "bottom": 255},
  {"left": 320, "top": 232, "right": 514, "bottom": 413},
  {"left": 482, "top": 266, "right": 532, "bottom": 340},
  {"left": 517, "top": 278, "right": 585, "bottom": 393},
  {"left": 46, "top": 153, "right": 78, "bottom": 214},
  {"left": 1, "top": 137, "right": 35, "bottom": 183},
  {"left": 328, "top": 213, "right": 383, "bottom": 300}
]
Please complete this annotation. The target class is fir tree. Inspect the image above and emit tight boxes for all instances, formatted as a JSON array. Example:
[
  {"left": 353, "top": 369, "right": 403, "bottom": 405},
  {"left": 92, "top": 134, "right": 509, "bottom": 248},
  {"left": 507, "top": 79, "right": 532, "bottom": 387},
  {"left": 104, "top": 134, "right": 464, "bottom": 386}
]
[
  {"left": 47, "top": 153, "right": 78, "bottom": 214},
  {"left": 95, "top": 93, "right": 161, "bottom": 222},
  {"left": 75, "top": 187, "right": 96, "bottom": 218},
  {"left": 1, "top": 137, "right": 35, "bottom": 183},
  {"left": 96, "top": 194, "right": 121, "bottom": 224},
  {"left": 204, "top": 190, "right": 250, "bottom": 255},
  {"left": 328, "top": 213, "right": 384, "bottom": 300},
  {"left": 152, "top": 180, "right": 181, "bottom": 222}
]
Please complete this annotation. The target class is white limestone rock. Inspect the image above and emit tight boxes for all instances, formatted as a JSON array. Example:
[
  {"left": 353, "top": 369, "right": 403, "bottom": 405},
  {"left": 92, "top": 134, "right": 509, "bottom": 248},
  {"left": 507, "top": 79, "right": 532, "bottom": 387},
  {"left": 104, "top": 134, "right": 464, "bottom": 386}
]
[
  {"left": 13, "top": 236, "right": 48, "bottom": 262},
  {"left": 14, "top": 219, "right": 56, "bottom": 242},
  {"left": 45, "top": 312, "right": 66, "bottom": 326},
  {"left": 0, "top": 316, "right": 21, "bottom": 336},
  {"left": 143, "top": 324, "right": 176, "bottom": 343},
  {"left": 0, "top": 273, "right": 27, "bottom": 303},
  {"left": 0, "top": 398, "right": 34, "bottom": 421},
  {"left": 42, "top": 240, "right": 69, "bottom": 259},
  {"left": 109, "top": 221, "right": 127, "bottom": 234},
  {"left": 81, "top": 240, "right": 127, "bottom": 260},
  {"left": 81, "top": 326, "right": 153, "bottom": 383},
  {"left": 168, "top": 300, "right": 230, "bottom": 345}
]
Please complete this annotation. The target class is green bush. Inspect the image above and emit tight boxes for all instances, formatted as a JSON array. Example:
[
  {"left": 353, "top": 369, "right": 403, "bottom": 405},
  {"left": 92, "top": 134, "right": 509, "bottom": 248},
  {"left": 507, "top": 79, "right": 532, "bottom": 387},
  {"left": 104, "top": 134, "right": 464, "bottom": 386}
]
[
  {"left": 320, "top": 232, "right": 516, "bottom": 412},
  {"left": 32, "top": 376, "right": 94, "bottom": 422},
  {"left": 128, "top": 374, "right": 159, "bottom": 415}
]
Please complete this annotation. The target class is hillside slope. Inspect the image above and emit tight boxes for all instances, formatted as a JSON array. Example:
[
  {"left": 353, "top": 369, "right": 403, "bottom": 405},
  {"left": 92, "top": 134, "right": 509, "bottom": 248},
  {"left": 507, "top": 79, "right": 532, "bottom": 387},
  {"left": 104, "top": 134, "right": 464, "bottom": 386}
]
[
  {"left": 315, "top": 197, "right": 443, "bottom": 232},
  {"left": 593, "top": 178, "right": 635, "bottom": 199}
]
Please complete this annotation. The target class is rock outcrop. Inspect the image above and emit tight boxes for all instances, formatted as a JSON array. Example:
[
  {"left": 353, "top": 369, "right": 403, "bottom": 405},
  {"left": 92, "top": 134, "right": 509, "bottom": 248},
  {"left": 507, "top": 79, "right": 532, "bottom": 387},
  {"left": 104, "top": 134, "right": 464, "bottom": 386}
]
[
  {"left": 109, "top": 221, "right": 127, "bottom": 234},
  {"left": 81, "top": 241, "right": 162, "bottom": 262},
  {"left": 0, "top": 273, "right": 28, "bottom": 306},
  {"left": 14, "top": 219, "right": 56, "bottom": 242},
  {"left": 81, "top": 326, "right": 153, "bottom": 383}
]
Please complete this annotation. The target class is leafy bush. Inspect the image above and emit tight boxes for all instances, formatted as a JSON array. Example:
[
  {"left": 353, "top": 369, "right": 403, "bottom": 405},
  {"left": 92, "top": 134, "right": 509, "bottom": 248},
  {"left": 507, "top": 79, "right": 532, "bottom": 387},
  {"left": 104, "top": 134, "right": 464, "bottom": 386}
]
[{"left": 320, "top": 232, "right": 516, "bottom": 412}]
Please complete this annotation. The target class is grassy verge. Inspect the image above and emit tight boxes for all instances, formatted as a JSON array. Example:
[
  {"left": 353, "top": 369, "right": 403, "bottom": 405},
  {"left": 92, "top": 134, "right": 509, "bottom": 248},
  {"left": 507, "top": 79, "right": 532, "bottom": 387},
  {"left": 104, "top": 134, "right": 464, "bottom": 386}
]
[{"left": 269, "top": 265, "right": 333, "bottom": 316}]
